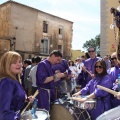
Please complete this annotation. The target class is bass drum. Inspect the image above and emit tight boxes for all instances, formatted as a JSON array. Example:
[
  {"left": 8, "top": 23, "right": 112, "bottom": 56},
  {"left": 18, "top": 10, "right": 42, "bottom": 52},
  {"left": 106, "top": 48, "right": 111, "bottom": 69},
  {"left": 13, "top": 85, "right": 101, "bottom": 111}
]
[{"left": 50, "top": 102, "right": 91, "bottom": 120}]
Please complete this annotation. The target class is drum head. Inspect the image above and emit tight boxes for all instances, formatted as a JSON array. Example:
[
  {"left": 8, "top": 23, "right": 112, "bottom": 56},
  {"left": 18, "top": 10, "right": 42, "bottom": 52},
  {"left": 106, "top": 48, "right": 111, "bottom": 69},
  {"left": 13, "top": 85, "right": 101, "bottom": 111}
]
[
  {"left": 50, "top": 104, "right": 74, "bottom": 120},
  {"left": 20, "top": 111, "right": 32, "bottom": 120},
  {"left": 36, "top": 109, "right": 49, "bottom": 120}
]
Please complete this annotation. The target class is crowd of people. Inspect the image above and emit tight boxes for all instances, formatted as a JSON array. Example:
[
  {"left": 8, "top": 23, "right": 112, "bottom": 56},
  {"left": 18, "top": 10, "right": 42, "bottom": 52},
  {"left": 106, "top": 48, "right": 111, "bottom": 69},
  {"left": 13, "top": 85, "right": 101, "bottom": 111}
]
[{"left": 1, "top": 47, "right": 120, "bottom": 120}]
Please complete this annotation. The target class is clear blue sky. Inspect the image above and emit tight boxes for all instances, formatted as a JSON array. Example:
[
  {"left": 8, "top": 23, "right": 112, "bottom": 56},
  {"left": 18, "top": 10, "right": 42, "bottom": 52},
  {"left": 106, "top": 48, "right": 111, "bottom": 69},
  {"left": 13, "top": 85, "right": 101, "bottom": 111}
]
[{"left": 0, "top": 0, "right": 100, "bottom": 51}]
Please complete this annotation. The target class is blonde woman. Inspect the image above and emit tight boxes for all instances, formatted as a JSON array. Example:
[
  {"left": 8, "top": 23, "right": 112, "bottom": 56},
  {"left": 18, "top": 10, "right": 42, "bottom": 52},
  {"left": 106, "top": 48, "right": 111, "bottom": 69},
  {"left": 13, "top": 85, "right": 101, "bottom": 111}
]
[{"left": 0, "top": 51, "right": 33, "bottom": 120}]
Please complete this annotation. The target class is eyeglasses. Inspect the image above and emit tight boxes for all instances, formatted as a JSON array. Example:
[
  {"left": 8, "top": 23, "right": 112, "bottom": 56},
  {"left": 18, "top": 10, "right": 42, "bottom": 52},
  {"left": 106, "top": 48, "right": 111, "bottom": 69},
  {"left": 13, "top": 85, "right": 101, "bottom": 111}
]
[
  {"left": 95, "top": 66, "right": 103, "bottom": 69},
  {"left": 111, "top": 57, "right": 117, "bottom": 60},
  {"left": 88, "top": 50, "right": 95, "bottom": 53}
]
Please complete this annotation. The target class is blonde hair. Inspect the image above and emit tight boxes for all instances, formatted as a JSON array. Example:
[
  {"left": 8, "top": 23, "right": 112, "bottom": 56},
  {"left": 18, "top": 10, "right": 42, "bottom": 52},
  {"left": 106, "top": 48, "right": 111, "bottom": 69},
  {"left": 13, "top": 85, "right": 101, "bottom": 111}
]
[{"left": 0, "top": 51, "right": 22, "bottom": 81}]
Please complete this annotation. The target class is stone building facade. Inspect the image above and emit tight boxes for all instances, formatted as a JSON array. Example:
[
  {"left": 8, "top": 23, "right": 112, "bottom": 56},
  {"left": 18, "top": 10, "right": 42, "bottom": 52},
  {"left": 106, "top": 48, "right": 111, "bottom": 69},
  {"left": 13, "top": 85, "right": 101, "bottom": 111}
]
[
  {"left": 100, "top": 0, "right": 118, "bottom": 57},
  {"left": 0, "top": 1, "right": 73, "bottom": 59}
]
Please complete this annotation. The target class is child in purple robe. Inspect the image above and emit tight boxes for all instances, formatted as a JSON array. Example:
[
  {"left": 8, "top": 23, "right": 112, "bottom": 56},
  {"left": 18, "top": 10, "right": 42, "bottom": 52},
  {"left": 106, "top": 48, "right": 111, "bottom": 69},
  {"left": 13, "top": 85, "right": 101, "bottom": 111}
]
[
  {"left": 0, "top": 51, "right": 34, "bottom": 120},
  {"left": 73, "top": 59, "right": 112, "bottom": 120}
]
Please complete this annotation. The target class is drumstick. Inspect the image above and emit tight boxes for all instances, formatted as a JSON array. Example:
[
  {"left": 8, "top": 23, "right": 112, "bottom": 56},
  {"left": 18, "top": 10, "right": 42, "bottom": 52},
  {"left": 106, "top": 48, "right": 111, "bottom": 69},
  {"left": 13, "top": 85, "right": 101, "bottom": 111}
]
[
  {"left": 85, "top": 69, "right": 93, "bottom": 76},
  {"left": 97, "top": 85, "right": 118, "bottom": 95},
  {"left": 21, "top": 90, "right": 39, "bottom": 115}
]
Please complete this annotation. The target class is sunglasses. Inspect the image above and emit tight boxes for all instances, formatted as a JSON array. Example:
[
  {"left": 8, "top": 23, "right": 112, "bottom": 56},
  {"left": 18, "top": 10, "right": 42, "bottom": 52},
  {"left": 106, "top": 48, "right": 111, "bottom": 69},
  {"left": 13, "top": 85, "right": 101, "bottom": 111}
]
[
  {"left": 95, "top": 66, "right": 103, "bottom": 69},
  {"left": 111, "top": 57, "right": 117, "bottom": 60},
  {"left": 88, "top": 50, "right": 95, "bottom": 53}
]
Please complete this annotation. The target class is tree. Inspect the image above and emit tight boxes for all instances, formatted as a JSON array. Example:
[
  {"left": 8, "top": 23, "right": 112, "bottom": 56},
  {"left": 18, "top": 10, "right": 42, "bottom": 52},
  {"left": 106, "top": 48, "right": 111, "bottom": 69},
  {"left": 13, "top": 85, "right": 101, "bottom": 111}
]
[{"left": 82, "top": 34, "right": 100, "bottom": 54}]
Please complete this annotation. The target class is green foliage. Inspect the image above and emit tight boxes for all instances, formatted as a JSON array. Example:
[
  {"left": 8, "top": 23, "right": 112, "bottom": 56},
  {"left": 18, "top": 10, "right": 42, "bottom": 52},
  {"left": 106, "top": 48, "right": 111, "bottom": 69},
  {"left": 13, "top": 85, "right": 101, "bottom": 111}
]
[{"left": 82, "top": 34, "right": 100, "bottom": 54}]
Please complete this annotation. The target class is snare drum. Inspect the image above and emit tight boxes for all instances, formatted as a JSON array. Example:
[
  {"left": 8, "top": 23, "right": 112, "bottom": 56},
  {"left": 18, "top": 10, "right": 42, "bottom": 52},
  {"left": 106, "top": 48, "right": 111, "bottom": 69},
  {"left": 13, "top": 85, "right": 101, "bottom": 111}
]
[
  {"left": 96, "top": 106, "right": 120, "bottom": 120},
  {"left": 50, "top": 101, "right": 91, "bottom": 120},
  {"left": 21, "top": 109, "right": 50, "bottom": 120},
  {"left": 73, "top": 96, "right": 96, "bottom": 110}
]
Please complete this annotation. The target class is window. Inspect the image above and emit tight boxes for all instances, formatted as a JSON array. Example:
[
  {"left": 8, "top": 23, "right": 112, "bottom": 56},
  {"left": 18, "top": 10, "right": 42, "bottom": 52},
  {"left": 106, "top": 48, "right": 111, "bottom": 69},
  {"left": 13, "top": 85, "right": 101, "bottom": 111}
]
[
  {"left": 58, "top": 45, "right": 63, "bottom": 53},
  {"left": 59, "top": 28, "right": 62, "bottom": 35},
  {"left": 43, "top": 21, "right": 48, "bottom": 33},
  {"left": 40, "top": 39, "right": 49, "bottom": 54},
  {"left": 28, "top": 55, "right": 31, "bottom": 59},
  {"left": 58, "top": 26, "right": 64, "bottom": 39}
]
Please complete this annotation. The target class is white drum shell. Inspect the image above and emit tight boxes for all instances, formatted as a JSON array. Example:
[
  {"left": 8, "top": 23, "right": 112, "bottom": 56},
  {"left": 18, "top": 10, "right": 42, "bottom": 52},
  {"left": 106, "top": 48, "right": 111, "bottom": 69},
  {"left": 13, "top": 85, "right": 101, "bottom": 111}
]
[
  {"left": 73, "top": 95, "right": 96, "bottom": 110},
  {"left": 96, "top": 106, "right": 120, "bottom": 120}
]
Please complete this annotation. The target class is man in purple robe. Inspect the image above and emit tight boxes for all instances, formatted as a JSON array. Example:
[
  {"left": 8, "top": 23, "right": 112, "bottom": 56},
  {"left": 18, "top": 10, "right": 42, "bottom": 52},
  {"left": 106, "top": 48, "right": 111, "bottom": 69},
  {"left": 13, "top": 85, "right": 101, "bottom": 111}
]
[
  {"left": 107, "top": 52, "right": 120, "bottom": 83},
  {"left": 107, "top": 52, "right": 120, "bottom": 108},
  {"left": 81, "top": 47, "right": 102, "bottom": 88},
  {"left": 36, "top": 50, "right": 66, "bottom": 111}
]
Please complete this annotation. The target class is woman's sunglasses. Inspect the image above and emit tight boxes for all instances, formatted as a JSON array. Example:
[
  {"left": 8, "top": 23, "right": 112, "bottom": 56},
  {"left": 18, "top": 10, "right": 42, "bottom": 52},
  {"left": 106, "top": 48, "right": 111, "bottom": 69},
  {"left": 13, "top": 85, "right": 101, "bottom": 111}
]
[
  {"left": 95, "top": 66, "right": 103, "bottom": 69},
  {"left": 111, "top": 57, "right": 117, "bottom": 60}
]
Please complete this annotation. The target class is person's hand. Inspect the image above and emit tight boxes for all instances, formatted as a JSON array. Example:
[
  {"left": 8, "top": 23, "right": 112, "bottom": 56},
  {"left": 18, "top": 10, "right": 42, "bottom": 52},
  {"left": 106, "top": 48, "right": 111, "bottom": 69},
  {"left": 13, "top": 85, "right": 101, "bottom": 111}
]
[
  {"left": 82, "top": 66, "right": 86, "bottom": 72},
  {"left": 54, "top": 73, "right": 65, "bottom": 82},
  {"left": 115, "top": 79, "right": 118, "bottom": 85},
  {"left": 55, "top": 70, "right": 60, "bottom": 73},
  {"left": 28, "top": 96, "right": 34, "bottom": 103},
  {"left": 114, "top": 92, "right": 120, "bottom": 99},
  {"left": 56, "top": 73, "right": 65, "bottom": 78},
  {"left": 72, "top": 97, "right": 87, "bottom": 103},
  {"left": 64, "top": 71, "right": 68, "bottom": 78},
  {"left": 72, "top": 92, "right": 80, "bottom": 97},
  {"left": 91, "top": 74, "right": 95, "bottom": 79}
]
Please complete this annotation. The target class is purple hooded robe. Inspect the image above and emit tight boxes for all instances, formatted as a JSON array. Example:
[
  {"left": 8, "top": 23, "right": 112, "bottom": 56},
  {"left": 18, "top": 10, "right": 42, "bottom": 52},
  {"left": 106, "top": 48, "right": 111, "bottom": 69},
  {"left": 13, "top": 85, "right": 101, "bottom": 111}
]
[
  {"left": 107, "top": 66, "right": 120, "bottom": 108},
  {"left": 0, "top": 78, "right": 25, "bottom": 120}
]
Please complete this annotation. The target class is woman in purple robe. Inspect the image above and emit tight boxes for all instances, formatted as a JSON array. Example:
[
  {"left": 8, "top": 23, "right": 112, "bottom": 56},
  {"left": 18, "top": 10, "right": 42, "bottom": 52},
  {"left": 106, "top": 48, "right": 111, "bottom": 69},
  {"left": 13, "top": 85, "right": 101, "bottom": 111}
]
[
  {"left": 73, "top": 59, "right": 112, "bottom": 120},
  {"left": 0, "top": 51, "right": 33, "bottom": 120}
]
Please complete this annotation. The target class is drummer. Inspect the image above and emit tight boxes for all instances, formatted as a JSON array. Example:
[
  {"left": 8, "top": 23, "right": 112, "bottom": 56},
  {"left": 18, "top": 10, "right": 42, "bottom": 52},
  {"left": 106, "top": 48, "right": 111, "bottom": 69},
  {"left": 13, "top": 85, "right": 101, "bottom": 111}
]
[
  {"left": 73, "top": 59, "right": 112, "bottom": 120},
  {"left": 0, "top": 51, "right": 34, "bottom": 120},
  {"left": 36, "top": 50, "right": 66, "bottom": 111},
  {"left": 107, "top": 52, "right": 120, "bottom": 108}
]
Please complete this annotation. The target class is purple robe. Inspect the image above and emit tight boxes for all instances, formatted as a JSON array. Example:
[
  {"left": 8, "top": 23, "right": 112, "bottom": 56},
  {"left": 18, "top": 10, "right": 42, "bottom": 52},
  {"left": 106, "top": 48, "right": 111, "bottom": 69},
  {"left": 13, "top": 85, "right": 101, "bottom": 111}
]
[
  {"left": 107, "top": 66, "right": 120, "bottom": 83},
  {"left": 0, "top": 78, "right": 25, "bottom": 120},
  {"left": 36, "top": 59, "right": 56, "bottom": 111},
  {"left": 80, "top": 75, "right": 112, "bottom": 120},
  {"left": 107, "top": 66, "right": 120, "bottom": 108},
  {"left": 52, "top": 59, "right": 71, "bottom": 76},
  {"left": 81, "top": 57, "right": 101, "bottom": 87}
]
